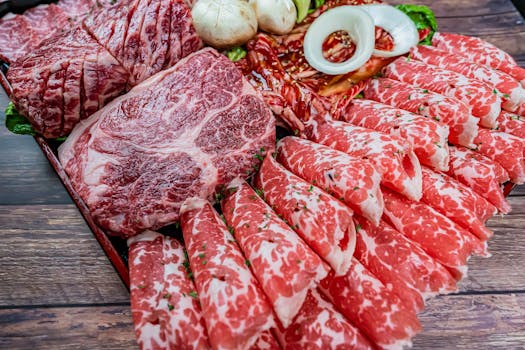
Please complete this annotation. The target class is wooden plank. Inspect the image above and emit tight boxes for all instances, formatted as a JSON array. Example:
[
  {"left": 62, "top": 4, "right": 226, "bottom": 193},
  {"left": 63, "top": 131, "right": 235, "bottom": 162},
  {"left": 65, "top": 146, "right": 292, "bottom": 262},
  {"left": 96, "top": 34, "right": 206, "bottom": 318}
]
[
  {"left": 389, "top": 0, "right": 525, "bottom": 62},
  {"left": 395, "top": 0, "right": 518, "bottom": 17},
  {"left": 0, "top": 91, "right": 72, "bottom": 205},
  {"left": 0, "top": 205, "right": 129, "bottom": 307},
  {"left": 0, "top": 293, "right": 523, "bottom": 350},
  {"left": 0, "top": 306, "right": 137, "bottom": 350},
  {"left": 437, "top": 12, "right": 525, "bottom": 36},
  {"left": 459, "top": 196, "right": 525, "bottom": 292},
  {"left": 510, "top": 184, "right": 525, "bottom": 196},
  {"left": 414, "top": 293, "right": 525, "bottom": 349}
]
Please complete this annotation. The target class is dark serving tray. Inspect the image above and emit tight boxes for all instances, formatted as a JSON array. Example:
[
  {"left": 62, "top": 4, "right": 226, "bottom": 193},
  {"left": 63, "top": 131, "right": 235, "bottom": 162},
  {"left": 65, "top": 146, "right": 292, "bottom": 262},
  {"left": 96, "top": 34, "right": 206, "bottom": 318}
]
[{"left": 0, "top": 12, "right": 517, "bottom": 290}]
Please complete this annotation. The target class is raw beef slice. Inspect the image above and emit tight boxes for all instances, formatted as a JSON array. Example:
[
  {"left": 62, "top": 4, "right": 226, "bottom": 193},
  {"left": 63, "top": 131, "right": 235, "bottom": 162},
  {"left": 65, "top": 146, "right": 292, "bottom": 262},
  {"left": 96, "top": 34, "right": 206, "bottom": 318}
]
[
  {"left": 84, "top": 0, "right": 203, "bottom": 86},
  {"left": 58, "top": 48, "right": 275, "bottom": 237},
  {"left": 7, "top": 26, "right": 129, "bottom": 138},
  {"left": 128, "top": 231, "right": 210, "bottom": 350}
]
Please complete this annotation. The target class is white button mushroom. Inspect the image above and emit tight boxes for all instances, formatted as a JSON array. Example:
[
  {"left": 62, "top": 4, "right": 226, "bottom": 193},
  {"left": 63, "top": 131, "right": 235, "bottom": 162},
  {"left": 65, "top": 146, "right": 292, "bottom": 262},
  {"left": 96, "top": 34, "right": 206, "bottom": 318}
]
[
  {"left": 191, "top": 0, "right": 258, "bottom": 49},
  {"left": 250, "top": 0, "right": 297, "bottom": 35}
]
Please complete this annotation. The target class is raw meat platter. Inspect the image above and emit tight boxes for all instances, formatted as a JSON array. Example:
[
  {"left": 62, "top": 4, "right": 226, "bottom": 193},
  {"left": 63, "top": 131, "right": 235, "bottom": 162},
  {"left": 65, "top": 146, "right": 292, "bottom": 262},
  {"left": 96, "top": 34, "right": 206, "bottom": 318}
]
[{"left": 1, "top": 0, "right": 525, "bottom": 349}]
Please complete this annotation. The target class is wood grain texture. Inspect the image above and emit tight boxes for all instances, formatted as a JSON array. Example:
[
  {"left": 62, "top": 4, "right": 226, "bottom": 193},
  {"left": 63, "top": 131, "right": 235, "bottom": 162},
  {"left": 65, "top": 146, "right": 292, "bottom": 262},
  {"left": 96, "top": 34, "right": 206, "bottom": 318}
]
[
  {"left": 0, "top": 205, "right": 130, "bottom": 307},
  {"left": 458, "top": 195, "right": 525, "bottom": 292},
  {"left": 391, "top": 0, "right": 525, "bottom": 62},
  {"left": 414, "top": 293, "right": 525, "bottom": 349},
  {"left": 0, "top": 306, "right": 136, "bottom": 350},
  {"left": 0, "top": 293, "right": 523, "bottom": 350},
  {"left": 407, "top": 0, "right": 518, "bottom": 17},
  {"left": 0, "top": 91, "right": 72, "bottom": 206}
]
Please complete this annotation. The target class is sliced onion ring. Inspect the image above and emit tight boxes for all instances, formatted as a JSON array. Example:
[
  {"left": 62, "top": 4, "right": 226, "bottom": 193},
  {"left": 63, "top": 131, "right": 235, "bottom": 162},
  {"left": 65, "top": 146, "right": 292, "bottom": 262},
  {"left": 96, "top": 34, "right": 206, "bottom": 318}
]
[
  {"left": 360, "top": 4, "right": 419, "bottom": 58},
  {"left": 303, "top": 6, "right": 375, "bottom": 75}
]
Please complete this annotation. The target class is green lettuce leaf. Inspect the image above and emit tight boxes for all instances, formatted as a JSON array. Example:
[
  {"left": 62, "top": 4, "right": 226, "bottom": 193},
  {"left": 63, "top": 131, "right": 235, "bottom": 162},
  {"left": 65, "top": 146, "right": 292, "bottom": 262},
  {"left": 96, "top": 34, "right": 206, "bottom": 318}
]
[
  {"left": 313, "top": 0, "right": 325, "bottom": 8},
  {"left": 293, "top": 0, "right": 310, "bottom": 23},
  {"left": 5, "top": 102, "right": 36, "bottom": 136},
  {"left": 225, "top": 46, "right": 247, "bottom": 62},
  {"left": 4, "top": 102, "right": 67, "bottom": 141},
  {"left": 395, "top": 4, "right": 437, "bottom": 45}
]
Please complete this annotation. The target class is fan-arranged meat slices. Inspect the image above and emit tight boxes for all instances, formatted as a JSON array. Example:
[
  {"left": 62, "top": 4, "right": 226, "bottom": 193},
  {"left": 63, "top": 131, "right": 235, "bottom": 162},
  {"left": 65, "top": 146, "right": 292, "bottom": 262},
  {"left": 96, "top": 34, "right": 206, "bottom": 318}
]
[
  {"left": 474, "top": 128, "right": 525, "bottom": 184},
  {"left": 320, "top": 258, "right": 421, "bottom": 350},
  {"left": 303, "top": 117, "right": 423, "bottom": 201},
  {"left": 433, "top": 32, "right": 525, "bottom": 87},
  {"left": 496, "top": 111, "right": 525, "bottom": 139},
  {"left": 343, "top": 99, "right": 450, "bottom": 171},
  {"left": 180, "top": 198, "right": 275, "bottom": 350},
  {"left": 84, "top": 0, "right": 203, "bottom": 86},
  {"left": 355, "top": 218, "right": 457, "bottom": 301},
  {"left": 128, "top": 231, "right": 210, "bottom": 350},
  {"left": 409, "top": 45, "right": 525, "bottom": 113},
  {"left": 276, "top": 289, "right": 374, "bottom": 350},
  {"left": 364, "top": 78, "right": 479, "bottom": 148},
  {"left": 275, "top": 136, "right": 384, "bottom": 225},
  {"left": 382, "top": 188, "right": 487, "bottom": 280},
  {"left": 447, "top": 146, "right": 511, "bottom": 213},
  {"left": 221, "top": 178, "right": 330, "bottom": 328},
  {"left": 7, "top": 26, "right": 129, "bottom": 138},
  {"left": 421, "top": 167, "right": 496, "bottom": 241},
  {"left": 383, "top": 57, "right": 501, "bottom": 128},
  {"left": 254, "top": 156, "right": 356, "bottom": 276},
  {"left": 354, "top": 218, "right": 425, "bottom": 314}
]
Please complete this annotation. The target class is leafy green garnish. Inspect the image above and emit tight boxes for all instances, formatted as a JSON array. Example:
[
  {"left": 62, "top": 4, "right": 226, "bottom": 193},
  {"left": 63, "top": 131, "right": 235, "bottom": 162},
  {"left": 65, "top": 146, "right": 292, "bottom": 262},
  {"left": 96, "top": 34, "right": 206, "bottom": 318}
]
[
  {"left": 293, "top": 0, "right": 311, "bottom": 23},
  {"left": 313, "top": 0, "right": 325, "bottom": 8},
  {"left": 395, "top": 4, "right": 437, "bottom": 45},
  {"left": 5, "top": 102, "right": 36, "bottom": 136},
  {"left": 4, "top": 102, "right": 67, "bottom": 141},
  {"left": 226, "top": 46, "right": 247, "bottom": 62}
]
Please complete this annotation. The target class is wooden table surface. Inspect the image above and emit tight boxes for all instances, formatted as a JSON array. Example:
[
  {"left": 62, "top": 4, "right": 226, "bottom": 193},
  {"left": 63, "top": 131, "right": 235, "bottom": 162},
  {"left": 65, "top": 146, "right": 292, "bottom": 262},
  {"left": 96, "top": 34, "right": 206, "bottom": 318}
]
[{"left": 1, "top": 1, "right": 524, "bottom": 349}]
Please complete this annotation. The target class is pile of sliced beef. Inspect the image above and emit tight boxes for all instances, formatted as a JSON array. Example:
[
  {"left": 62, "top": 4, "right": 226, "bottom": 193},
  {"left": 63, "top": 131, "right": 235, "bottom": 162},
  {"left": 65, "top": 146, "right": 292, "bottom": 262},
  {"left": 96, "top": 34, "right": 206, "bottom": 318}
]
[{"left": 3, "top": 0, "right": 202, "bottom": 138}]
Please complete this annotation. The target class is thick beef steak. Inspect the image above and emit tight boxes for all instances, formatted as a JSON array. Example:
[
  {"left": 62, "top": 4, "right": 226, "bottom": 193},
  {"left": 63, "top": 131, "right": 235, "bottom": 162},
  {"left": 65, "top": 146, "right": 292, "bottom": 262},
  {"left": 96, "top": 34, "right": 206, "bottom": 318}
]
[
  {"left": 84, "top": 0, "right": 203, "bottom": 86},
  {"left": 5, "top": 0, "right": 202, "bottom": 138},
  {"left": 7, "top": 27, "right": 129, "bottom": 138},
  {"left": 58, "top": 48, "right": 276, "bottom": 238}
]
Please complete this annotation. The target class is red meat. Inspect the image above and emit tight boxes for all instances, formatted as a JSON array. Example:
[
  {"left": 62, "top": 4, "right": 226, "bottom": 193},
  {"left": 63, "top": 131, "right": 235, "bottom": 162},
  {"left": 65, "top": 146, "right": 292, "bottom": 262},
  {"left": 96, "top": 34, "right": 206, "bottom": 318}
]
[
  {"left": 382, "top": 188, "right": 487, "bottom": 280},
  {"left": 433, "top": 32, "right": 525, "bottom": 87},
  {"left": 446, "top": 146, "right": 511, "bottom": 213},
  {"left": 343, "top": 98, "right": 450, "bottom": 171},
  {"left": 254, "top": 156, "right": 356, "bottom": 276},
  {"left": 354, "top": 218, "right": 457, "bottom": 301},
  {"left": 128, "top": 231, "right": 210, "bottom": 350},
  {"left": 221, "top": 178, "right": 330, "bottom": 327},
  {"left": 410, "top": 45, "right": 525, "bottom": 113},
  {"left": 474, "top": 128, "right": 525, "bottom": 184},
  {"left": 364, "top": 78, "right": 479, "bottom": 148},
  {"left": 276, "top": 289, "right": 374, "bottom": 350},
  {"left": 421, "top": 167, "right": 497, "bottom": 241},
  {"left": 302, "top": 116, "right": 422, "bottom": 201},
  {"left": 320, "top": 258, "right": 421, "bottom": 350},
  {"left": 180, "top": 198, "right": 275, "bottom": 350},
  {"left": 496, "top": 111, "right": 525, "bottom": 139},
  {"left": 383, "top": 57, "right": 501, "bottom": 128},
  {"left": 276, "top": 136, "right": 384, "bottom": 225}
]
